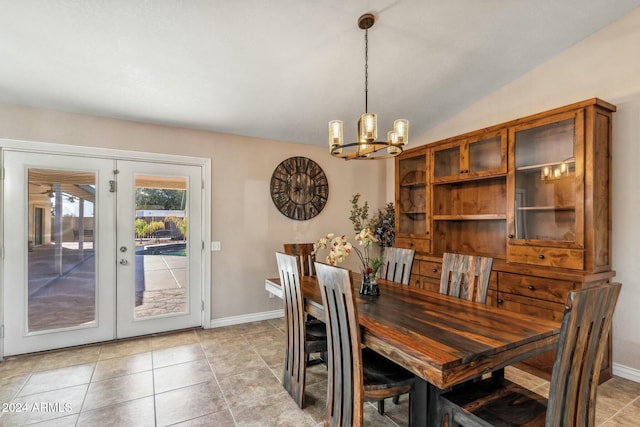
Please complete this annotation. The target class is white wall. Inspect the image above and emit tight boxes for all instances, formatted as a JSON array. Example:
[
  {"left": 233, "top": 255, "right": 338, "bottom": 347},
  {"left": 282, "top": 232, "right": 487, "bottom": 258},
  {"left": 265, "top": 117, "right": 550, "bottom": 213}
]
[
  {"left": 0, "top": 104, "right": 388, "bottom": 322},
  {"left": 409, "top": 8, "right": 640, "bottom": 375}
]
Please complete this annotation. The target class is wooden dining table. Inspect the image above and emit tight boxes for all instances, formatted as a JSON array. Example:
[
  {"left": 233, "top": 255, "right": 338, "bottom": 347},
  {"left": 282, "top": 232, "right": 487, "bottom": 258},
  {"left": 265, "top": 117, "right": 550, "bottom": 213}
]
[{"left": 265, "top": 274, "right": 561, "bottom": 426}]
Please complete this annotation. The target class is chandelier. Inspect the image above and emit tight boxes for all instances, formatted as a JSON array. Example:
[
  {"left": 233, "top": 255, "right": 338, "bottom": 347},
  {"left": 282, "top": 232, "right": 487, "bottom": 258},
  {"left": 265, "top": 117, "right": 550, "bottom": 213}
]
[{"left": 329, "top": 13, "right": 408, "bottom": 160}]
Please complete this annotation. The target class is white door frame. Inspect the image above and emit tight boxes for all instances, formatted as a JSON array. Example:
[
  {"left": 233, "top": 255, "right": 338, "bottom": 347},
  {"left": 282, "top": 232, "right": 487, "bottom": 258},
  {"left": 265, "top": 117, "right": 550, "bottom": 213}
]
[{"left": 0, "top": 139, "right": 212, "bottom": 360}]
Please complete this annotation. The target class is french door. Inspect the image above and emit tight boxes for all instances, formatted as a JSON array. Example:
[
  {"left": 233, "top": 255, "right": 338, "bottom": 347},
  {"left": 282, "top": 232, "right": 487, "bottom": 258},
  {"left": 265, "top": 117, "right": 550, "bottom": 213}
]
[
  {"left": 115, "top": 160, "right": 202, "bottom": 338},
  {"left": 2, "top": 149, "right": 204, "bottom": 356}
]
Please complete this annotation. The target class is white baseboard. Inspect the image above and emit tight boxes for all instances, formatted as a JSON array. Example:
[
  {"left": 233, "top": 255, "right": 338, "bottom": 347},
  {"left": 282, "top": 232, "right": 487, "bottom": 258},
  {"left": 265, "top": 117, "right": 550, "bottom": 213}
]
[
  {"left": 208, "top": 309, "right": 283, "bottom": 328},
  {"left": 613, "top": 363, "right": 640, "bottom": 383}
]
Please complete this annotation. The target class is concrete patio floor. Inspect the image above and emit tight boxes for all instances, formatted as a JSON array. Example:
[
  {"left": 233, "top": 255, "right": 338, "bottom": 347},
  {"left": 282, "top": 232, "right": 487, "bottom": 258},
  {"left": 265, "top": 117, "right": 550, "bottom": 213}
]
[{"left": 27, "top": 242, "right": 187, "bottom": 332}]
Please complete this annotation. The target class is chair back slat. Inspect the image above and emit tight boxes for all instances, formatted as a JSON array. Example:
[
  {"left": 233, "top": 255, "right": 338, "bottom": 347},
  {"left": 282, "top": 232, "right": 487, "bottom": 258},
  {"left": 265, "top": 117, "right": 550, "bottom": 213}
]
[
  {"left": 381, "top": 247, "right": 415, "bottom": 285},
  {"left": 315, "top": 263, "right": 364, "bottom": 427},
  {"left": 284, "top": 243, "right": 316, "bottom": 276},
  {"left": 546, "top": 282, "right": 621, "bottom": 426},
  {"left": 276, "top": 252, "right": 307, "bottom": 408},
  {"left": 440, "top": 252, "right": 493, "bottom": 303}
]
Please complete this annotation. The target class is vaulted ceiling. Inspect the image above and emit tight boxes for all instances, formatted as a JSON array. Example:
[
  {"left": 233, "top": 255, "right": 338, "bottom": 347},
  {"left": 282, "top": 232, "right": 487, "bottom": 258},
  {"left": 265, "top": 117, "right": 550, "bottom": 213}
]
[{"left": 1, "top": 1, "right": 639, "bottom": 148}]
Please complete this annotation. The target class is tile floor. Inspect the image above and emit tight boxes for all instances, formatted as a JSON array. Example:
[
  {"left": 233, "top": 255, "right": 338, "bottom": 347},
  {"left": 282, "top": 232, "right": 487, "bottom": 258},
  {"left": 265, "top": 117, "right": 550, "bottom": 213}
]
[{"left": 1, "top": 319, "right": 639, "bottom": 426}]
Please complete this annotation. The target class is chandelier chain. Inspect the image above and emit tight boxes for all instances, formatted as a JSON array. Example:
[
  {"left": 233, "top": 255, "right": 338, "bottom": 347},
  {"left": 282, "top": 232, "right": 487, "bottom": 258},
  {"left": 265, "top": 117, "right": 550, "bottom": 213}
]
[{"left": 364, "top": 28, "right": 368, "bottom": 114}]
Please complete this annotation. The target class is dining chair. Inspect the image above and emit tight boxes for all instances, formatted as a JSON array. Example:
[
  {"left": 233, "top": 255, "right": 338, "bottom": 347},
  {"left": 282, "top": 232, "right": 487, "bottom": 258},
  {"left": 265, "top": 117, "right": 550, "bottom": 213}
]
[
  {"left": 276, "top": 252, "right": 327, "bottom": 409},
  {"left": 439, "top": 252, "right": 493, "bottom": 303},
  {"left": 437, "top": 282, "right": 621, "bottom": 427},
  {"left": 440, "top": 252, "right": 497, "bottom": 382},
  {"left": 380, "top": 246, "right": 415, "bottom": 285},
  {"left": 283, "top": 243, "right": 316, "bottom": 276},
  {"left": 377, "top": 246, "right": 415, "bottom": 414},
  {"left": 315, "top": 262, "right": 415, "bottom": 427},
  {"left": 284, "top": 242, "right": 325, "bottom": 327}
]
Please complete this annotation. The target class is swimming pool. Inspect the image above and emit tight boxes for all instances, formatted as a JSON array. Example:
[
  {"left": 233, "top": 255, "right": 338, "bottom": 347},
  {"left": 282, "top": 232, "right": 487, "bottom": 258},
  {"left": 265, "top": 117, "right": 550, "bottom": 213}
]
[{"left": 136, "top": 243, "right": 187, "bottom": 256}]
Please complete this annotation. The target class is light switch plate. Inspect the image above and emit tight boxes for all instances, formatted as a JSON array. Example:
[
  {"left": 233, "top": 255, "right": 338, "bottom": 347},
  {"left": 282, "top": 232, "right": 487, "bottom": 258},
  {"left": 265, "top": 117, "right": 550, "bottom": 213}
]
[{"left": 211, "top": 241, "right": 221, "bottom": 251}]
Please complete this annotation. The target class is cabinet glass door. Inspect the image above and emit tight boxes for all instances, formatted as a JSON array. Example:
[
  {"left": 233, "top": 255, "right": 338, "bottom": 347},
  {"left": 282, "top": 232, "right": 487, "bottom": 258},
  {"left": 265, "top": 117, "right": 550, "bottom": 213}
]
[
  {"left": 397, "top": 152, "right": 428, "bottom": 236},
  {"left": 432, "top": 132, "right": 505, "bottom": 182},
  {"left": 468, "top": 135, "right": 505, "bottom": 175},
  {"left": 512, "top": 113, "right": 583, "bottom": 243},
  {"left": 433, "top": 144, "right": 461, "bottom": 180}
]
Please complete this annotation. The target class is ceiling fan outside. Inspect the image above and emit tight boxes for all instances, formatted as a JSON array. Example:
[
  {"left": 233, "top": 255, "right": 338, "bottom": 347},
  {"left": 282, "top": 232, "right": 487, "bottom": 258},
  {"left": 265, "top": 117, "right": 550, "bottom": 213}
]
[{"left": 40, "top": 184, "right": 55, "bottom": 197}]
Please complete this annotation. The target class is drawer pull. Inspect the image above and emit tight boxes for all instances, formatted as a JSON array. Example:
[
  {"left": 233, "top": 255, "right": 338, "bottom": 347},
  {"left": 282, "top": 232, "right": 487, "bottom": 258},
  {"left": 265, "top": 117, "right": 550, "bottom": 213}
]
[
  {"left": 432, "top": 269, "right": 438, "bottom": 273},
  {"left": 538, "top": 254, "right": 545, "bottom": 260},
  {"left": 528, "top": 285, "right": 535, "bottom": 291},
  {"left": 497, "top": 299, "right": 503, "bottom": 305},
  {"left": 508, "top": 234, "right": 514, "bottom": 239}
]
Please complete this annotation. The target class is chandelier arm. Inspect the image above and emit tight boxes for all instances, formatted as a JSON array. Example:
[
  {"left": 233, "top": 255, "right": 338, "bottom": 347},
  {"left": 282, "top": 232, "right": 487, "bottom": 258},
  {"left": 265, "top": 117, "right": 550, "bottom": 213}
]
[{"left": 330, "top": 141, "right": 404, "bottom": 160}]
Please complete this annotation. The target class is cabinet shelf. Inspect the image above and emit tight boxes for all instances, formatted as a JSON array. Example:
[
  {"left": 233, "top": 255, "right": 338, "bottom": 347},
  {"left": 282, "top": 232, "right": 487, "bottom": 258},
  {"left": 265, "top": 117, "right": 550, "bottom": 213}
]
[
  {"left": 516, "top": 159, "right": 575, "bottom": 172},
  {"left": 401, "top": 211, "right": 426, "bottom": 216},
  {"left": 400, "top": 182, "right": 426, "bottom": 188},
  {"left": 432, "top": 214, "right": 506, "bottom": 221},
  {"left": 517, "top": 206, "right": 575, "bottom": 211}
]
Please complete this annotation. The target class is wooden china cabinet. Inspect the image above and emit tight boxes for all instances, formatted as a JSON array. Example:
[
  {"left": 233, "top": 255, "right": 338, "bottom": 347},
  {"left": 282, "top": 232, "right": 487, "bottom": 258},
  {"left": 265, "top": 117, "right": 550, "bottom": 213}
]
[{"left": 394, "top": 98, "right": 616, "bottom": 381}]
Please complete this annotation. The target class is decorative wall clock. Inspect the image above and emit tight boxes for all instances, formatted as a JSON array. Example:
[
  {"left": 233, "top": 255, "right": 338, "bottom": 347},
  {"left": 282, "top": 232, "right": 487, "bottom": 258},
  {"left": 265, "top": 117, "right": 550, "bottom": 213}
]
[{"left": 270, "top": 156, "right": 329, "bottom": 220}]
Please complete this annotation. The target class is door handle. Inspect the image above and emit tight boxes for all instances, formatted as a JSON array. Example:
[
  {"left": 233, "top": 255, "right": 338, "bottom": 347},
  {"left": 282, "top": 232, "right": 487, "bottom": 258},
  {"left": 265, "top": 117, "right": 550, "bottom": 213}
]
[{"left": 119, "top": 259, "right": 128, "bottom": 265}]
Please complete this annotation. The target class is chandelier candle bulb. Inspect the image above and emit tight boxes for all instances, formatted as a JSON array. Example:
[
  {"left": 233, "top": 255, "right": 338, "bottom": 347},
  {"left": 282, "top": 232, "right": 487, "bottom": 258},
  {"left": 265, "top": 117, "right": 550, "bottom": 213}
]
[
  {"left": 387, "top": 131, "right": 400, "bottom": 154},
  {"left": 394, "top": 119, "right": 409, "bottom": 144},
  {"left": 329, "top": 120, "right": 344, "bottom": 148},
  {"left": 359, "top": 113, "right": 377, "bottom": 142}
]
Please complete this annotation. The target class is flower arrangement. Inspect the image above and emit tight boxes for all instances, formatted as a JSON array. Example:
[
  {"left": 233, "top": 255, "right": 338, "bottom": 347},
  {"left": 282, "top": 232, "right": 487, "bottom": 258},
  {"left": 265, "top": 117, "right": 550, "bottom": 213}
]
[
  {"left": 313, "top": 228, "right": 382, "bottom": 295},
  {"left": 349, "top": 193, "right": 395, "bottom": 248},
  {"left": 371, "top": 202, "right": 395, "bottom": 248},
  {"left": 349, "top": 193, "right": 372, "bottom": 234}
]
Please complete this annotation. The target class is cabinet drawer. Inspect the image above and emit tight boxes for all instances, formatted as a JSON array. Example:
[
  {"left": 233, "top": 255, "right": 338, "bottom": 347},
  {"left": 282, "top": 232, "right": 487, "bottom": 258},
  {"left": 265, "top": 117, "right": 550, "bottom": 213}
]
[
  {"left": 420, "top": 276, "right": 440, "bottom": 293},
  {"left": 418, "top": 261, "right": 498, "bottom": 290},
  {"left": 508, "top": 245, "right": 584, "bottom": 270},
  {"left": 496, "top": 292, "right": 566, "bottom": 322},
  {"left": 498, "top": 272, "right": 576, "bottom": 303},
  {"left": 395, "top": 237, "right": 431, "bottom": 253},
  {"left": 419, "top": 260, "right": 442, "bottom": 279},
  {"left": 409, "top": 273, "right": 423, "bottom": 288}
]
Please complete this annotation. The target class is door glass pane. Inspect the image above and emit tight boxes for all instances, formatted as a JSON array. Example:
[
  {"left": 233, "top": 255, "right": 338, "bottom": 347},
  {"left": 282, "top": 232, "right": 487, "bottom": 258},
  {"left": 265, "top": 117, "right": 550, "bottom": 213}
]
[
  {"left": 28, "top": 169, "right": 96, "bottom": 332},
  {"left": 134, "top": 175, "right": 188, "bottom": 319}
]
